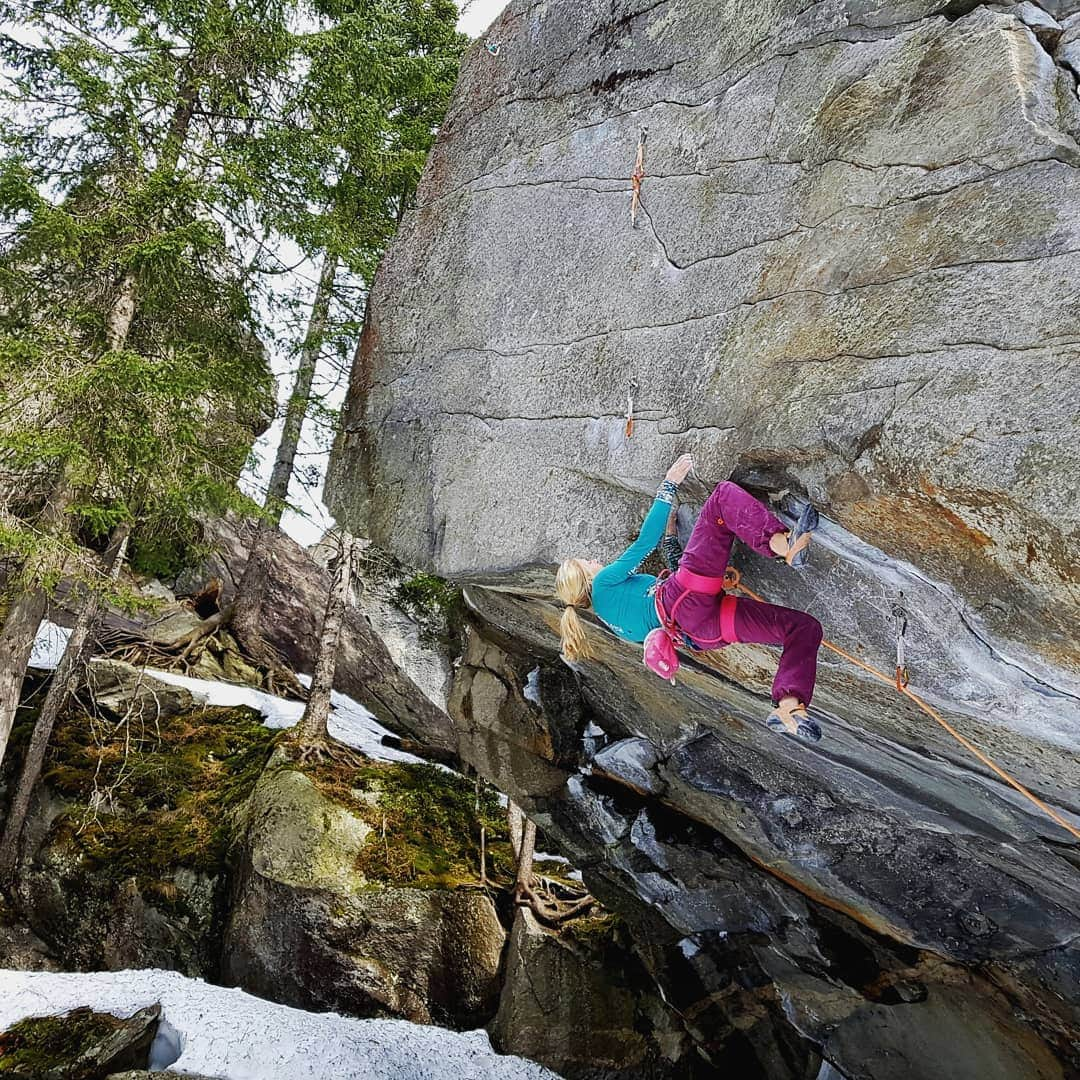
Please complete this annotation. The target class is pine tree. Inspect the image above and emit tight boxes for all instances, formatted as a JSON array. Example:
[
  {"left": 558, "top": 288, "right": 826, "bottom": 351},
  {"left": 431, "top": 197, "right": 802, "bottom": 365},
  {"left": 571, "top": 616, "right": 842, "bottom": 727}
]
[{"left": 0, "top": 0, "right": 292, "bottom": 766}]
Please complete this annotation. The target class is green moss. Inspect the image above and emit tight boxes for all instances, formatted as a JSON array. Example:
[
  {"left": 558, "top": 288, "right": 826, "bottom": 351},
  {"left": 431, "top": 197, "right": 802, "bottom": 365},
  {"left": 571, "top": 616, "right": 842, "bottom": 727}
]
[
  {"left": 561, "top": 910, "right": 623, "bottom": 951},
  {"left": 303, "top": 758, "right": 513, "bottom": 889},
  {"left": 0, "top": 1008, "right": 123, "bottom": 1076},
  {"left": 394, "top": 572, "right": 463, "bottom": 646},
  {"left": 44, "top": 700, "right": 277, "bottom": 887}
]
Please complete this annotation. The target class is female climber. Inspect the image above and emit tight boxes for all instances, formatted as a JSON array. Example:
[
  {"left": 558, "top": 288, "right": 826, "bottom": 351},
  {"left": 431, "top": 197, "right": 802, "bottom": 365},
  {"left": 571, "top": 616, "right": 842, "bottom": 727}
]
[{"left": 555, "top": 453, "right": 825, "bottom": 742}]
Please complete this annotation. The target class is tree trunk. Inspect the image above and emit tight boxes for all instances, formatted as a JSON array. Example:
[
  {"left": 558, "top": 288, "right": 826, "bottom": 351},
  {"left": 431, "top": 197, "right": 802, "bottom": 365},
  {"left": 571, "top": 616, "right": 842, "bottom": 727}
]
[
  {"left": 0, "top": 526, "right": 129, "bottom": 887},
  {"left": 515, "top": 815, "right": 537, "bottom": 898},
  {"left": 295, "top": 531, "right": 355, "bottom": 744},
  {"left": 508, "top": 800, "right": 525, "bottom": 862},
  {"left": 0, "top": 590, "right": 48, "bottom": 771},
  {"left": 232, "top": 251, "right": 339, "bottom": 654},
  {"left": 105, "top": 273, "right": 137, "bottom": 350}
]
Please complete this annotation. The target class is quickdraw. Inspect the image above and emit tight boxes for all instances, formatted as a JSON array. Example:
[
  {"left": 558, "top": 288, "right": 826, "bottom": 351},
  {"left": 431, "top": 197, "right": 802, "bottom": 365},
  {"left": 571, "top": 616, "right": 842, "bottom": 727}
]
[
  {"left": 625, "top": 377, "right": 639, "bottom": 438},
  {"left": 631, "top": 128, "right": 647, "bottom": 226},
  {"left": 892, "top": 602, "right": 909, "bottom": 691}
]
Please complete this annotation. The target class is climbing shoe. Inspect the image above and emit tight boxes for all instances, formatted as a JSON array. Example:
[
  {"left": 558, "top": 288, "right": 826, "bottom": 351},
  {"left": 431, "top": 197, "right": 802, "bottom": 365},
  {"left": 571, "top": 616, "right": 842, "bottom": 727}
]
[
  {"left": 784, "top": 503, "right": 819, "bottom": 568},
  {"left": 765, "top": 701, "right": 822, "bottom": 743}
]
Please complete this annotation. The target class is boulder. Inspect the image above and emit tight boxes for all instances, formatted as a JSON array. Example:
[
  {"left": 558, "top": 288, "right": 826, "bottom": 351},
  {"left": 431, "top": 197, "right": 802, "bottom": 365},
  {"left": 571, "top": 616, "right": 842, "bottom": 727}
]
[
  {"left": 324, "top": 2, "right": 1080, "bottom": 1071},
  {"left": 0, "top": 1004, "right": 160, "bottom": 1079},
  {"left": 11, "top": 702, "right": 273, "bottom": 976},
  {"left": 86, "top": 660, "right": 196, "bottom": 722},
  {"left": 491, "top": 909, "right": 696, "bottom": 1079},
  {"left": 222, "top": 754, "right": 506, "bottom": 1029},
  {"left": 172, "top": 515, "right": 457, "bottom": 755}
]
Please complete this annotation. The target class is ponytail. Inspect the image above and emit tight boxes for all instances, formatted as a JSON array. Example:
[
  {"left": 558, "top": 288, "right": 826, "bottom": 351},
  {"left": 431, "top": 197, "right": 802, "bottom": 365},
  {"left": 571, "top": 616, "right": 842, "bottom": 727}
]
[
  {"left": 555, "top": 558, "right": 596, "bottom": 662},
  {"left": 559, "top": 604, "right": 594, "bottom": 662}
]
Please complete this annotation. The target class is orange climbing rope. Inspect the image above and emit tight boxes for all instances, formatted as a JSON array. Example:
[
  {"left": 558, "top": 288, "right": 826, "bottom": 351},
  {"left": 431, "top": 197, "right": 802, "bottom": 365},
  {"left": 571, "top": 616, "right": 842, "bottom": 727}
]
[{"left": 720, "top": 567, "right": 1080, "bottom": 842}]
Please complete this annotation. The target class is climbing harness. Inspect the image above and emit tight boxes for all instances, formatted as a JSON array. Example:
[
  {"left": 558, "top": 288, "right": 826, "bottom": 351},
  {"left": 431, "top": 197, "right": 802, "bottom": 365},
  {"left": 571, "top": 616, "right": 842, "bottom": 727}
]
[
  {"left": 644, "top": 567, "right": 736, "bottom": 682},
  {"left": 625, "top": 378, "right": 639, "bottom": 438},
  {"left": 892, "top": 602, "right": 909, "bottom": 691},
  {"left": 717, "top": 567, "right": 1080, "bottom": 842},
  {"left": 631, "top": 128, "right": 647, "bottom": 226}
]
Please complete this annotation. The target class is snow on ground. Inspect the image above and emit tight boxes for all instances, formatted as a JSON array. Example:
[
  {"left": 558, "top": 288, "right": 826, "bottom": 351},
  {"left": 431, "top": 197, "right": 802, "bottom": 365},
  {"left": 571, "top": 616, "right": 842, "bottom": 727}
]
[
  {"left": 28, "top": 620, "right": 71, "bottom": 671},
  {"left": 29, "top": 620, "right": 427, "bottom": 766},
  {"left": 0, "top": 969, "right": 562, "bottom": 1080},
  {"left": 143, "top": 670, "right": 430, "bottom": 767}
]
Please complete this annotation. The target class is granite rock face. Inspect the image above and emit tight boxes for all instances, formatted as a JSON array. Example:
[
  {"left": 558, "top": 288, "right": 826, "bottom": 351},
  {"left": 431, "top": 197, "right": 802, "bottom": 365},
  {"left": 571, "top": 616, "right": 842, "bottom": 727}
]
[
  {"left": 327, "top": 0, "right": 1080, "bottom": 676},
  {"left": 326, "top": 0, "right": 1080, "bottom": 1074},
  {"left": 451, "top": 585, "right": 1079, "bottom": 1078}
]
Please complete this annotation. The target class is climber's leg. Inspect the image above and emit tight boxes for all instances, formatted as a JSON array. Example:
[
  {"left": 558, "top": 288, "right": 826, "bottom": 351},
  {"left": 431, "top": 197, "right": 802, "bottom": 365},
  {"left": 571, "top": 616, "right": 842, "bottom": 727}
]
[
  {"left": 680, "top": 481, "right": 789, "bottom": 575},
  {"left": 731, "top": 597, "right": 822, "bottom": 704}
]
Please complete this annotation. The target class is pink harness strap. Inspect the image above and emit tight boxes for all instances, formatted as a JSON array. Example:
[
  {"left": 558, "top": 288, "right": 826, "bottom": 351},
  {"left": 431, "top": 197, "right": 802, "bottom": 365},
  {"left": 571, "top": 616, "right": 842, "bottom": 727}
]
[
  {"left": 674, "top": 566, "right": 726, "bottom": 595},
  {"left": 657, "top": 568, "right": 740, "bottom": 646},
  {"left": 719, "top": 593, "right": 738, "bottom": 644}
]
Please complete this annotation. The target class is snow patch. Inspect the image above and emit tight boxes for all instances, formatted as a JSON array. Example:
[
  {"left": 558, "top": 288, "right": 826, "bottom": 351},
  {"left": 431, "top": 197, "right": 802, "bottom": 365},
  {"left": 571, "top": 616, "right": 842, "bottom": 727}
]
[
  {"left": 523, "top": 666, "right": 542, "bottom": 706},
  {"left": 29, "top": 620, "right": 71, "bottom": 671},
  {"left": 147, "top": 670, "right": 429, "bottom": 766},
  {"left": 0, "top": 969, "right": 562, "bottom": 1080}
]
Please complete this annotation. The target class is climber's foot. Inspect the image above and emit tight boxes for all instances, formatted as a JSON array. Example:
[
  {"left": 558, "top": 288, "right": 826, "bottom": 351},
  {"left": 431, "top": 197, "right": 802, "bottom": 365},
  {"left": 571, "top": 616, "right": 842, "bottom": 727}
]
[
  {"left": 765, "top": 699, "right": 821, "bottom": 743},
  {"left": 784, "top": 503, "right": 819, "bottom": 568},
  {"left": 795, "top": 712, "right": 822, "bottom": 743}
]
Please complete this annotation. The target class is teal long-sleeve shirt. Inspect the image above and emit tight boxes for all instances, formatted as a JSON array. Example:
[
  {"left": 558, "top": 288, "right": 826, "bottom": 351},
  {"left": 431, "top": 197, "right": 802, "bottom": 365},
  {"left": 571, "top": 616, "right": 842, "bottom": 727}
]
[{"left": 591, "top": 496, "right": 672, "bottom": 643}]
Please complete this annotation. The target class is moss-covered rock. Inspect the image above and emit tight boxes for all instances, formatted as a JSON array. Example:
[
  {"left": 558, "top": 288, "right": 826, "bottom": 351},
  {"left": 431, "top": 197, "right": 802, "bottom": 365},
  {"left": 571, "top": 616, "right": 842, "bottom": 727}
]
[
  {"left": 303, "top": 754, "right": 512, "bottom": 889},
  {"left": 13, "top": 697, "right": 276, "bottom": 974},
  {"left": 0, "top": 1005, "right": 159, "bottom": 1079},
  {"left": 222, "top": 751, "right": 507, "bottom": 1029}
]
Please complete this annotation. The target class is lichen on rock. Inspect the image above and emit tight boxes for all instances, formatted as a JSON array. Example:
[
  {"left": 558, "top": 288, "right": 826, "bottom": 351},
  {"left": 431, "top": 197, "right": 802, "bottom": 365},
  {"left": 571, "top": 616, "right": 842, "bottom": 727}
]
[{"left": 222, "top": 750, "right": 510, "bottom": 1028}]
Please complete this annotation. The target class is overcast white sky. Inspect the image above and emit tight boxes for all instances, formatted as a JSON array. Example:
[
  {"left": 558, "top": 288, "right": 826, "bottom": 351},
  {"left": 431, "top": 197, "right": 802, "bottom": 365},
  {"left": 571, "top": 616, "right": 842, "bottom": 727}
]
[{"left": 457, "top": 0, "right": 505, "bottom": 36}]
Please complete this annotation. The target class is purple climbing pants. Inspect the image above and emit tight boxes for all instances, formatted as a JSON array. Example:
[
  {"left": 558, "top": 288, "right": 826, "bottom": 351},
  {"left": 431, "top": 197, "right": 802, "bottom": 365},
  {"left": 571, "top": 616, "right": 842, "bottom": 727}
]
[{"left": 658, "top": 481, "right": 823, "bottom": 705}]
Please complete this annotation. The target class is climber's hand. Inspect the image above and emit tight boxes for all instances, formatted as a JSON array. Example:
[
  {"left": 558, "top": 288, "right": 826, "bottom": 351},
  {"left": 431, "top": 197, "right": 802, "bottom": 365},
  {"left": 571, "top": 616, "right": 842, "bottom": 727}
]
[{"left": 665, "top": 454, "right": 693, "bottom": 484}]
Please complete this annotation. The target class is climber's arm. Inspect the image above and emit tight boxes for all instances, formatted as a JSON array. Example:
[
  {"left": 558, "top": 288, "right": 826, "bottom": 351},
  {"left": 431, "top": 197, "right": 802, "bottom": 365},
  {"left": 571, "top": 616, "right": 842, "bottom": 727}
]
[
  {"left": 595, "top": 455, "right": 692, "bottom": 585},
  {"left": 595, "top": 488, "right": 675, "bottom": 584},
  {"left": 656, "top": 514, "right": 682, "bottom": 574}
]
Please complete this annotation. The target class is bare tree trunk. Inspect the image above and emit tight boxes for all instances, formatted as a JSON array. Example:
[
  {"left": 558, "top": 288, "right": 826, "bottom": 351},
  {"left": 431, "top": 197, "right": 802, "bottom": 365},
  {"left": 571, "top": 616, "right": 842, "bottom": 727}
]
[
  {"left": 105, "top": 273, "right": 137, "bottom": 350},
  {"left": 515, "top": 816, "right": 537, "bottom": 899},
  {"left": 0, "top": 590, "right": 48, "bottom": 770},
  {"left": 507, "top": 800, "right": 525, "bottom": 862},
  {"left": 295, "top": 531, "right": 355, "bottom": 745},
  {"left": 0, "top": 526, "right": 129, "bottom": 887},
  {"left": 233, "top": 252, "right": 339, "bottom": 655}
]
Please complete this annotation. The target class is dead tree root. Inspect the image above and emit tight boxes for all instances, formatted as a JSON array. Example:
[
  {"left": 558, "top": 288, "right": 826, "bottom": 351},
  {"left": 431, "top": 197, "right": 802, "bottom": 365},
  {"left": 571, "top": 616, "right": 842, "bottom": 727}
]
[{"left": 515, "top": 880, "right": 597, "bottom": 927}]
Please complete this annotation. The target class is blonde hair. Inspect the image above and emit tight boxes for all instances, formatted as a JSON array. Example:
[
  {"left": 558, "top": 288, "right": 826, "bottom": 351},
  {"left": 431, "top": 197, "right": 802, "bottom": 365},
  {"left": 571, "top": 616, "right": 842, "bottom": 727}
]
[{"left": 555, "top": 558, "right": 596, "bottom": 662}]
